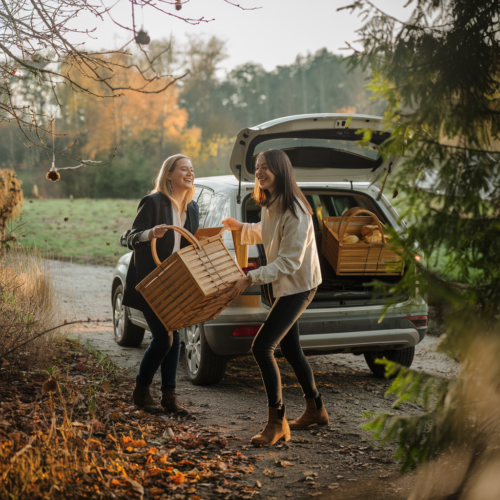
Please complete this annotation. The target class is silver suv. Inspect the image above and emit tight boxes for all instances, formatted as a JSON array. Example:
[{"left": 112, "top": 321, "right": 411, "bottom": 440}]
[{"left": 111, "top": 113, "right": 428, "bottom": 385}]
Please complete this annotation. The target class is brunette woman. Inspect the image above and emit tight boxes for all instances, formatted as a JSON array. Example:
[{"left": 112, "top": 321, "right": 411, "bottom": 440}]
[
  {"left": 222, "top": 149, "right": 329, "bottom": 446},
  {"left": 122, "top": 154, "right": 199, "bottom": 414}
]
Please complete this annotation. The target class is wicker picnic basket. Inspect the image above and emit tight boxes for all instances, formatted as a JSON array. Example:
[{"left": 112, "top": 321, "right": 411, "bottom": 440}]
[
  {"left": 321, "top": 207, "right": 404, "bottom": 276},
  {"left": 195, "top": 227, "right": 248, "bottom": 268},
  {"left": 135, "top": 226, "right": 244, "bottom": 331}
]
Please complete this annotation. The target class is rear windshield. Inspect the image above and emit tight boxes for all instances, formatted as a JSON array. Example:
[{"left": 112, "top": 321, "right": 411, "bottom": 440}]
[
  {"left": 254, "top": 138, "right": 379, "bottom": 160},
  {"left": 250, "top": 138, "right": 382, "bottom": 173}
]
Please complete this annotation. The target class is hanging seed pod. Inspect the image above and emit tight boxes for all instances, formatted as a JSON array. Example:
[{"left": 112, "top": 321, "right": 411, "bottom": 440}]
[
  {"left": 175, "top": 0, "right": 182, "bottom": 10},
  {"left": 47, "top": 122, "right": 60, "bottom": 181},
  {"left": 46, "top": 171, "right": 60, "bottom": 182},
  {"left": 135, "top": 30, "right": 151, "bottom": 45},
  {"left": 46, "top": 165, "right": 60, "bottom": 182}
]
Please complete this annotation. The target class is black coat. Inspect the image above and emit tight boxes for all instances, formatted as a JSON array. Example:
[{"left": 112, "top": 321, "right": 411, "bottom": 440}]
[{"left": 122, "top": 192, "right": 199, "bottom": 313}]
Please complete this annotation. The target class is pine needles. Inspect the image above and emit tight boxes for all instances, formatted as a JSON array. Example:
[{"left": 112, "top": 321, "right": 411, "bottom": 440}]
[{"left": 341, "top": 0, "right": 500, "bottom": 490}]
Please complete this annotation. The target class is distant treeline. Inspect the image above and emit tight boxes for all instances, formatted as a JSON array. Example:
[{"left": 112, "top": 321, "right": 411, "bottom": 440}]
[{"left": 2, "top": 36, "right": 384, "bottom": 199}]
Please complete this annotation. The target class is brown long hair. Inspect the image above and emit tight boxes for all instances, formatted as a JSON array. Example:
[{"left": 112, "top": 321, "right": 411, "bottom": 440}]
[
  {"left": 151, "top": 154, "right": 196, "bottom": 214},
  {"left": 253, "top": 149, "right": 313, "bottom": 218}
]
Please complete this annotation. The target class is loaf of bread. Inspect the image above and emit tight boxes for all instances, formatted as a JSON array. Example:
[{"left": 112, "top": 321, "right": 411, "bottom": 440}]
[
  {"left": 343, "top": 234, "right": 359, "bottom": 244},
  {"left": 361, "top": 225, "right": 379, "bottom": 237},
  {"left": 363, "top": 234, "right": 382, "bottom": 244}
]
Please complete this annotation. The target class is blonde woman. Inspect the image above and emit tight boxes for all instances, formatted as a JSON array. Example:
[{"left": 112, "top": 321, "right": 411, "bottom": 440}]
[
  {"left": 223, "top": 149, "right": 328, "bottom": 446},
  {"left": 122, "top": 154, "right": 199, "bottom": 414}
]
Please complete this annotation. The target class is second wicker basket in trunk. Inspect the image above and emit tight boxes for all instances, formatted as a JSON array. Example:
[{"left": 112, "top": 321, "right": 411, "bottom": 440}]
[{"left": 321, "top": 207, "right": 404, "bottom": 276}]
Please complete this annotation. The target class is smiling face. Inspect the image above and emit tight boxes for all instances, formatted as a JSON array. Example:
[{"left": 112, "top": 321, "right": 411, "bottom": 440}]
[
  {"left": 255, "top": 154, "right": 276, "bottom": 194},
  {"left": 167, "top": 158, "right": 195, "bottom": 194}
]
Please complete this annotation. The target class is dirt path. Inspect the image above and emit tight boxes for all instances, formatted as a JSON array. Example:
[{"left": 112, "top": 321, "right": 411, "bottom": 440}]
[{"left": 49, "top": 260, "right": 459, "bottom": 499}]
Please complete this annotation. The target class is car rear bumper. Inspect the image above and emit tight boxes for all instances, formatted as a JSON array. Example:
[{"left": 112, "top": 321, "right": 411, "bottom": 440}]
[{"left": 204, "top": 295, "right": 427, "bottom": 356}]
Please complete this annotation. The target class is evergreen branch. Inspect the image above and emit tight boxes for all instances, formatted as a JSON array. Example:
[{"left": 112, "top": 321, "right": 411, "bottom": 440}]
[{"left": 339, "top": 0, "right": 454, "bottom": 31}]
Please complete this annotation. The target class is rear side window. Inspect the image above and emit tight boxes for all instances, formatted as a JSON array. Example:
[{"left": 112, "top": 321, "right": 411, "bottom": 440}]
[
  {"left": 205, "top": 193, "right": 231, "bottom": 228},
  {"left": 332, "top": 196, "right": 360, "bottom": 216},
  {"left": 195, "top": 187, "right": 214, "bottom": 228},
  {"left": 193, "top": 186, "right": 203, "bottom": 203}
]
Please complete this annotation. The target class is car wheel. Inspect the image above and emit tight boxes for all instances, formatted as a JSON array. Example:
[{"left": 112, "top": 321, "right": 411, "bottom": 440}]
[
  {"left": 364, "top": 346, "right": 415, "bottom": 378},
  {"left": 184, "top": 323, "right": 227, "bottom": 385},
  {"left": 113, "top": 284, "right": 145, "bottom": 347}
]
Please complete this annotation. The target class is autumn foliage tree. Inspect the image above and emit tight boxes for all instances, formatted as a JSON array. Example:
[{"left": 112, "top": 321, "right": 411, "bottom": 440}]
[
  {"left": 13, "top": 49, "right": 233, "bottom": 198},
  {"left": 62, "top": 56, "right": 190, "bottom": 159}
]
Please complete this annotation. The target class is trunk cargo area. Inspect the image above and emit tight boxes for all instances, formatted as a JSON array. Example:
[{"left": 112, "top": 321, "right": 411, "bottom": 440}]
[{"left": 244, "top": 189, "right": 406, "bottom": 309}]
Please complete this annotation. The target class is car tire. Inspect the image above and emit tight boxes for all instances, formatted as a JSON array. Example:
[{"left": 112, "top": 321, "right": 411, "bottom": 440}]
[
  {"left": 363, "top": 346, "right": 415, "bottom": 378},
  {"left": 113, "top": 284, "right": 145, "bottom": 347},
  {"left": 184, "top": 323, "right": 227, "bottom": 385}
]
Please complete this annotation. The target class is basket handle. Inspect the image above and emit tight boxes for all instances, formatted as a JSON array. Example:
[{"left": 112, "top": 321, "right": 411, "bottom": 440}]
[
  {"left": 339, "top": 206, "right": 362, "bottom": 222},
  {"left": 338, "top": 207, "right": 386, "bottom": 244},
  {"left": 151, "top": 226, "right": 202, "bottom": 267}
]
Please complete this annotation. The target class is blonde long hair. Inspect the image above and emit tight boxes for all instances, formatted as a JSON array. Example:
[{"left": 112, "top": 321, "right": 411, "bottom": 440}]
[{"left": 151, "top": 154, "right": 196, "bottom": 214}]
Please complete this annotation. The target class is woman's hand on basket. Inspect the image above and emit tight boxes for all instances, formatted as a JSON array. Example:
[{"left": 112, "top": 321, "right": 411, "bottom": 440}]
[
  {"left": 230, "top": 275, "right": 252, "bottom": 300},
  {"left": 221, "top": 218, "right": 243, "bottom": 232},
  {"left": 148, "top": 224, "right": 169, "bottom": 240}
]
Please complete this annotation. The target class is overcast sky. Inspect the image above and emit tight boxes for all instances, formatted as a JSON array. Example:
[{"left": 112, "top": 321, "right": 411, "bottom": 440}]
[{"left": 76, "top": 0, "right": 411, "bottom": 74}]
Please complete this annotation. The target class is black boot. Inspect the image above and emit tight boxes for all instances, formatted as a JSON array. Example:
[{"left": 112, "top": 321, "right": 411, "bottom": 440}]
[
  {"left": 161, "top": 388, "right": 190, "bottom": 415},
  {"left": 132, "top": 383, "right": 159, "bottom": 411}
]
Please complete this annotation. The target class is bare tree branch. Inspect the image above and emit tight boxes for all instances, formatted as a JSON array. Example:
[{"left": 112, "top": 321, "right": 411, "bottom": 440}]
[
  {"left": 1, "top": 318, "right": 112, "bottom": 359},
  {"left": 0, "top": 0, "right": 255, "bottom": 172},
  {"left": 223, "top": 0, "right": 262, "bottom": 10}
]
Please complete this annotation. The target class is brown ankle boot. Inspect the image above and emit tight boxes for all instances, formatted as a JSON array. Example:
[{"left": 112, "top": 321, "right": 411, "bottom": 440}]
[
  {"left": 250, "top": 406, "right": 291, "bottom": 447},
  {"left": 133, "top": 383, "right": 159, "bottom": 410},
  {"left": 161, "top": 388, "right": 190, "bottom": 415},
  {"left": 289, "top": 394, "right": 329, "bottom": 430}
]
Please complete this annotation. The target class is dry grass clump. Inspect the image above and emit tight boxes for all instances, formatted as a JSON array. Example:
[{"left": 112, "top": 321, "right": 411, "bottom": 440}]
[
  {"left": 0, "top": 168, "right": 23, "bottom": 238},
  {"left": 0, "top": 246, "right": 59, "bottom": 366}
]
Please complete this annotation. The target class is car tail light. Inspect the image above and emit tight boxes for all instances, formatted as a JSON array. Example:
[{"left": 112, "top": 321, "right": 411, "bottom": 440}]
[
  {"left": 241, "top": 257, "right": 260, "bottom": 274},
  {"left": 231, "top": 326, "right": 261, "bottom": 337},
  {"left": 404, "top": 315, "right": 428, "bottom": 328}
]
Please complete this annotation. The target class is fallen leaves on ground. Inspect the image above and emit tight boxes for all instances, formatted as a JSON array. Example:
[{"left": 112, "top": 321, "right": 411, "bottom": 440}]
[{"left": 0, "top": 338, "right": 256, "bottom": 499}]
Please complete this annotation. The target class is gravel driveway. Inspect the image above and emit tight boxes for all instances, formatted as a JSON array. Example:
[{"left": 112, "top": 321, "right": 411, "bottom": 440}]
[{"left": 50, "top": 260, "right": 459, "bottom": 499}]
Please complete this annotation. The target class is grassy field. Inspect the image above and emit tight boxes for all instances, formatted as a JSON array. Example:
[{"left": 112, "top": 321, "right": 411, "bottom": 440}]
[{"left": 17, "top": 199, "right": 139, "bottom": 265}]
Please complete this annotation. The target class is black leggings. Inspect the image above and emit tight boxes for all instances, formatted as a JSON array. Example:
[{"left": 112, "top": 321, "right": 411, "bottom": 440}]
[{"left": 251, "top": 288, "right": 319, "bottom": 408}]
